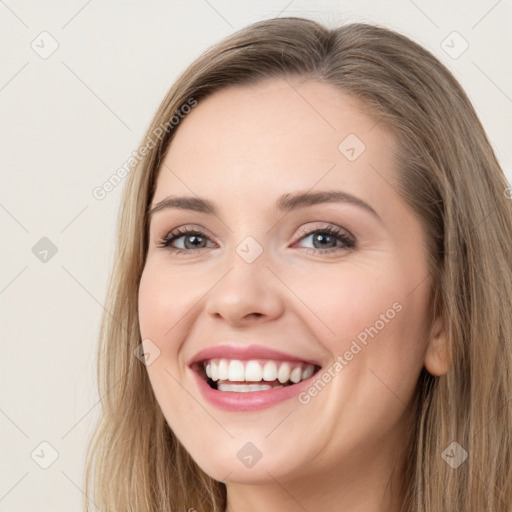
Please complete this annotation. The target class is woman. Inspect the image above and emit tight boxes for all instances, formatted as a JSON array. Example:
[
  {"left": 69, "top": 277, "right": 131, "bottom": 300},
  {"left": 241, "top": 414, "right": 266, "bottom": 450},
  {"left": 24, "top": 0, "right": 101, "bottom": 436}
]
[{"left": 84, "top": 17, "right": 512, "bottom": 512}]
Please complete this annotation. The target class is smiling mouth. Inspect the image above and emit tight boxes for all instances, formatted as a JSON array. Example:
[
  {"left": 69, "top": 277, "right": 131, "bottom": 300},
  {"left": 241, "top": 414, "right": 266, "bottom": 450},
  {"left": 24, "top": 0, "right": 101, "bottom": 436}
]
[{"left": 193, "top": 359, "right": 321, "bottom": 392}]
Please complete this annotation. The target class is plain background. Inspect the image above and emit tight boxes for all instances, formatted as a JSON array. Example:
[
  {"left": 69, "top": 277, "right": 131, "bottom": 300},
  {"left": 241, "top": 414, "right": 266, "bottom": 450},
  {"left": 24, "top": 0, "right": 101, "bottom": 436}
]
[{"left": 1, "top": 1, "right": 511, "bottom": 510}]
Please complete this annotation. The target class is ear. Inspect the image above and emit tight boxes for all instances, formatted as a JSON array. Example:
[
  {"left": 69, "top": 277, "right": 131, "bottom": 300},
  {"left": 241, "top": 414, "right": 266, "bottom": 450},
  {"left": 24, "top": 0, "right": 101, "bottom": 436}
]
[{"left": 424, "top": 315, "right": 450, "bottom": 376}]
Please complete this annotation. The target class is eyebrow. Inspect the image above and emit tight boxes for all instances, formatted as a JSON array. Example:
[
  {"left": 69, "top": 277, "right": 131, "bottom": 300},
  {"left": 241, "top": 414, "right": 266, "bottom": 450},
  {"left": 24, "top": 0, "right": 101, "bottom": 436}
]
[{"left": 148, "top": 190, "right": 380, "bottom": 221}]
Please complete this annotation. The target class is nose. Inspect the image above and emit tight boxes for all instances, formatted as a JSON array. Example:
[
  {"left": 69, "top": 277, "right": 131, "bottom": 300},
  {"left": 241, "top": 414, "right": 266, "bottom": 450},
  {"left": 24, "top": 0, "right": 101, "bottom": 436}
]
[{"left": 204, "top": 256, "right": 285, "bottom": 327}]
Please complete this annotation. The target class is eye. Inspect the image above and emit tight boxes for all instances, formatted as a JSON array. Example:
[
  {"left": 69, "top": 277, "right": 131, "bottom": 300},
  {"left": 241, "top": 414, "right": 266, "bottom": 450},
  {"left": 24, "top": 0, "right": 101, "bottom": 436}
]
[
  {"left": 293, "top": 224, "right": 355, "bottom": 253},
  {"left": 156, "top": 224, "right": 356, "bottom": 255},
  {"left": 156, "top": 226, "right": 216, "bottom": 254}
]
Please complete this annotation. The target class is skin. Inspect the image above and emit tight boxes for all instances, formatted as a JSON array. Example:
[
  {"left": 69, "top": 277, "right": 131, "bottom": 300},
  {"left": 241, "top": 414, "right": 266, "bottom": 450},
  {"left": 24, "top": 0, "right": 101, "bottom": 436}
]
[{"left": 138, "top": 77, "right": 448, "bottom": 512}]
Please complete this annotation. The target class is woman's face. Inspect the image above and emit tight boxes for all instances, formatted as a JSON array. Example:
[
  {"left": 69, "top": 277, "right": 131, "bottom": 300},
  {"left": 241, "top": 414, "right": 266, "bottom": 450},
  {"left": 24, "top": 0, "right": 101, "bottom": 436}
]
[{"left": 138, "top": 78, "right": 441, "bottom": 493}]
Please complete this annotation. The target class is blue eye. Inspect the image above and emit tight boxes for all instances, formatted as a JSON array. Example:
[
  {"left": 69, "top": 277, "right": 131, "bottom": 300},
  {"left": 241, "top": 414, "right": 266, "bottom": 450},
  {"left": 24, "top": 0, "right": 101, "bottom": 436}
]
[
  {"left": 157, "top": 224, "right": 355, "bottom": 255},
  {"left": 156, "top": 227, "right": 215, "bottom": 253},
  {"left": 294, "top": 225, "right": 355, "bottom": 252}
]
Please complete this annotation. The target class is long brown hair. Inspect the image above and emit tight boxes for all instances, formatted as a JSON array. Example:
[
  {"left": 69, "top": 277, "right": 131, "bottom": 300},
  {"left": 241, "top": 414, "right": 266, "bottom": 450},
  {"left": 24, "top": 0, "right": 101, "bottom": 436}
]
[{"left": 84, "top": 17, "right": 512, "bottom": 511}]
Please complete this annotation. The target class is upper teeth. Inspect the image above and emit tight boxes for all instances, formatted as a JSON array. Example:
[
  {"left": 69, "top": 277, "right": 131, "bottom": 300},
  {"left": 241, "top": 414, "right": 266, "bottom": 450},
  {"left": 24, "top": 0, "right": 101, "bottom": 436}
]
[{"left": 204, "top": 359, "right": 315, "bottom": 384}]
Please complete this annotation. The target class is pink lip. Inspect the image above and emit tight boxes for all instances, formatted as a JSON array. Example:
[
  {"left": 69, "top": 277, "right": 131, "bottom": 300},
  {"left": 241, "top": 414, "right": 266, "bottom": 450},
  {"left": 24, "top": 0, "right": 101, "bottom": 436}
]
[
  {"left": 189, "top": 366, "right": 319, "bottom": 412},
  {"left": 187, "top": 344, "right": 322, "bottom": 412},
  {"left": 188, "top": 344, "right": 321, "bottom": 366}
]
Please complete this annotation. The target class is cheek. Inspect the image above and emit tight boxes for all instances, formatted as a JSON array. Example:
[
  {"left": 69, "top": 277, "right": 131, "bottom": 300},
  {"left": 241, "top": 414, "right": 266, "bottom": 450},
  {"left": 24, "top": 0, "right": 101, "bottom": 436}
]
[
  {"left": 343, "top": 274, "right": 431, "bottom": 406},
  {"left": 302, "top": 263, "right": 430, "bottom": 440},
  {"left": 303, "top": 259, "right": 430, "bottom": 378},
  {"left": 137, "top": 263, "right": 202, "bottom": 430},
  {"left": 289, "top": 259, "right": 411, "bottom": 343},
  {"left": 138, "top": 265, "right": 166, "bottom": 341},
  {"left": 138, "top": 261, "right": 200, "bottom": 342}
]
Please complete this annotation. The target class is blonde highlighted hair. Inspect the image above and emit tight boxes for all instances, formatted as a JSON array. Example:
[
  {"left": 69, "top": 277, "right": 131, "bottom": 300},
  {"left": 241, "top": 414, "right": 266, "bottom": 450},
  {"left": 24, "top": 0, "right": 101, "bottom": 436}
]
[{"left": 84, "top": 17, "right": 512, "bottom": 511}]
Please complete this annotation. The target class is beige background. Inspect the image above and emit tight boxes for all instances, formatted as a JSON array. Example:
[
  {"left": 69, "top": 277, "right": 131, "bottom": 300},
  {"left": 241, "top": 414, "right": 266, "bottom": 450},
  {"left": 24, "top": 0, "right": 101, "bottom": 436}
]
[{"left": 1, "top": 1, "right": 511, "bottom": 510}]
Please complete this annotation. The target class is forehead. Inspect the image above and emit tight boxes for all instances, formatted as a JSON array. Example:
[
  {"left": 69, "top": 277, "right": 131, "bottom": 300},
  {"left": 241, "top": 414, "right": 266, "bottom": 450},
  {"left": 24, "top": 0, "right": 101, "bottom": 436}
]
[{"left": 153, "top": 78, "right": 398, "bottom": 211}]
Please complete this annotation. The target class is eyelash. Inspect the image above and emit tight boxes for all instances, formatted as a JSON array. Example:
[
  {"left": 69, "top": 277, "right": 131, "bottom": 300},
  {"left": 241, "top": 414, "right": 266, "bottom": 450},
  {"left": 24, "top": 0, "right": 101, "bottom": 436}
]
[{"left": 156, "top": 225, "right": 356, "bottom": 255}]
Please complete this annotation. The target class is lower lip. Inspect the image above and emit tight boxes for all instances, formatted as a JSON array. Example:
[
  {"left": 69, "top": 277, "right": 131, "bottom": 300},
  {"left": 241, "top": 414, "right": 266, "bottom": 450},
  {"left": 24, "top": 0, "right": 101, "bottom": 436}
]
[{"left": 190, "top": 367, "right": 319, "bottom": 412}]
